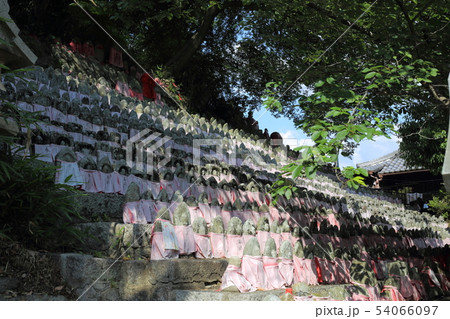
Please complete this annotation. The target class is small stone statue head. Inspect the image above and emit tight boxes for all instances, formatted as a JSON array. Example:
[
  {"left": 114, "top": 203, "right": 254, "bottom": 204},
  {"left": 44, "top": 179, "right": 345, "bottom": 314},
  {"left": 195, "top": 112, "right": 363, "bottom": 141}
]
[
  {"left": 243, "top": 237, "right": 261, "bottom": 257},
  {"left": 210, "top": 216, "right": 225, "bottom": 234},
  {"left": 227, "top": 217, "right": 243, "bottom": 235},
  {"left": 243, "top": 219, "right": 256, "bottom": 236},
  {"left": 294, "top": 242, "right": 304, "bottom": 258},
  {"left": 256, "top": 216, "right": 270, "bottom": 232},
  {"left": 193, "top": 217, "right": 208, "bottom": 235},
  {"left": 279, "top": 240, "right": 293, "bottom": 259},
  {"left": 173, "top": 202, "right": 191, "bottom": 226},
  {"left": 263, "top": 238, "right": 277, "bottom": 258}
]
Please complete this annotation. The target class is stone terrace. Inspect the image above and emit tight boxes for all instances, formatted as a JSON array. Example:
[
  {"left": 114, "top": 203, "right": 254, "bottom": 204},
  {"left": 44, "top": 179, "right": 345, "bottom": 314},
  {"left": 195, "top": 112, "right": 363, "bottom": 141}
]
[{"left": 1, "top": 41, "right": 449, "bottom": 301}]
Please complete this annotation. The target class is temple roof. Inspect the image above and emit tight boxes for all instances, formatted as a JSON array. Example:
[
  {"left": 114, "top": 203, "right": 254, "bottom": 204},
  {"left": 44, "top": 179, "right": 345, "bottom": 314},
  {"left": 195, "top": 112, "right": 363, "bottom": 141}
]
[{"left": 356, "top": 150, "right": 424, "bottom": 175}]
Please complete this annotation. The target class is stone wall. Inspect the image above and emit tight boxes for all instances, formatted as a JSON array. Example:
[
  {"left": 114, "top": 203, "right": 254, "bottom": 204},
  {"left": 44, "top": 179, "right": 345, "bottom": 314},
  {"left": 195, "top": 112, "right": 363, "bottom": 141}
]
[
  {"left": 54, "top": 253, "right": 227, "bottom": 300},
  {"left": 74, "top": 222, "right": 152, "bottom": 259},
  {"left": 73, "top": 193, "right": 125, "bottom": 222}
]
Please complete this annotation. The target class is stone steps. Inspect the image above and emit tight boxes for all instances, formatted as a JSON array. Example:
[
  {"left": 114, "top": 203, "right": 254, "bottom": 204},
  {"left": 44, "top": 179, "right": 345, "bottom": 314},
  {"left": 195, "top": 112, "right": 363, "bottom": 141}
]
[
  {"left": 50, "top": 253, "right": 227, "bottom": 300},
  {"left": 173, "top": 289, "right": 286, "bottom": 301}
]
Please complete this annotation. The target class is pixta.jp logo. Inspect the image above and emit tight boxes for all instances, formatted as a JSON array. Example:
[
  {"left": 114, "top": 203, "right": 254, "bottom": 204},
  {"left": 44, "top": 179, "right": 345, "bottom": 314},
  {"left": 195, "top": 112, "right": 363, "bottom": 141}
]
[
  {"left": 127, "top": 129, "right": 295, "bottom": 173},
  {"left": 126, "top": 129, "right": 172, "bottom": 173}
]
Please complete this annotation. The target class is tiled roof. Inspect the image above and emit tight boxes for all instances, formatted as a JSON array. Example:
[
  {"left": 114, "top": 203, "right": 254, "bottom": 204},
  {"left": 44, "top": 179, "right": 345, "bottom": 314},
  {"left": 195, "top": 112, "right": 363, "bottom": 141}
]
[{"left": 356, "top": 150, "right": 423, "bottom": 174}]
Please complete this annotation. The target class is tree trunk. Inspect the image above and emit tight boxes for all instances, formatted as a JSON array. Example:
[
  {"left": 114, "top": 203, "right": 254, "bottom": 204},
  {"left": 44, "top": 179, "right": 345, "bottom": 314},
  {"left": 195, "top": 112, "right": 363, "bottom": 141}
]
[{"left": 166, "top": 5, "right": 222, "bottom": 75}]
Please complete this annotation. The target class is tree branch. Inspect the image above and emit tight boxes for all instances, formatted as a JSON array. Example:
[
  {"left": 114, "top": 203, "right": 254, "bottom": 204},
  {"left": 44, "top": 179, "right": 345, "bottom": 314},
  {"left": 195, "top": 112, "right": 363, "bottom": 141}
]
[
  {"left": 412, "top": 0, "right": 436, "bottom": 21},
  {"left": 428, "top": 84, "right": 450, "bottom": 106},
  {"left": 306, "top": 3, "right": 373, "bottom": 37},
  {"left": 167, "top": 4, "right": 222, "bottom": 75},
  {"left": 394, "top": 0, "right": 417, "bottom": 41}
]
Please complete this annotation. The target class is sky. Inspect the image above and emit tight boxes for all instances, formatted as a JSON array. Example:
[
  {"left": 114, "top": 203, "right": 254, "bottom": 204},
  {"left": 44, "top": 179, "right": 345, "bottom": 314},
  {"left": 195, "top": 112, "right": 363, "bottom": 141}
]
[{"left": 253, "top": 108, "right": 400, "bottom": 168}]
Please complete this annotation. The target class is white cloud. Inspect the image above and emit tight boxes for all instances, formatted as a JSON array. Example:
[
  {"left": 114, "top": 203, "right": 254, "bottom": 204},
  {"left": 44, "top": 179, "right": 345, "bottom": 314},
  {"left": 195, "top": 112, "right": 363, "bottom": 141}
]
[
  {"left": 298, "top": 138, "right": 315, "bottom": 146},
  {"left": 280, "top": 130, "right": 299, "bottom": 149},
  {"left": 279, "top": 130, "right": 315, "bottom": 149},
  {"left": 339, "top": 134, "right": 400, "bottom": 168}
]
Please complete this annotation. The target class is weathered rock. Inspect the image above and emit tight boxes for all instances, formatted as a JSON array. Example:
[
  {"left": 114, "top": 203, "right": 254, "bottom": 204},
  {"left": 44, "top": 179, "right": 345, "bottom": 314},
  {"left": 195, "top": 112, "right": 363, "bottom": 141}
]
[
  {"left": 0, "top": 277, "right": 20, "bottom": 294},
  {"left": 73, "top": 193, "right": 124, "bottom": 222},
  {"left": 54, "top": 253, "right": 228, "bottom": 300},
  {"left": 262, "top": 294, "right": 282, "bottom": 301},
  {"left": 74, "top": 222, "right": 152, "bottom": 258}
]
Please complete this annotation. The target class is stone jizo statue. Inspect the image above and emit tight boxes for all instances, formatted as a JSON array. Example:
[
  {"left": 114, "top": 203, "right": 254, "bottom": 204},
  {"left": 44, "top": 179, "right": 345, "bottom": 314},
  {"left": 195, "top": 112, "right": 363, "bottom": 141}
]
[
  {"left": 193, "top": 217, "right": 208, "bottom": 235},
  {"left": 173, "top": 202, "right": 191, "bottom": 226},
  {"left": 243, "top": 237, "right": 261, "bottom": 256},
  {"left": 227, "top": 217, "right": 243, "bottom": 235},
  {"left": 264, "top": 238, "right": 277, "bottom": 258}
]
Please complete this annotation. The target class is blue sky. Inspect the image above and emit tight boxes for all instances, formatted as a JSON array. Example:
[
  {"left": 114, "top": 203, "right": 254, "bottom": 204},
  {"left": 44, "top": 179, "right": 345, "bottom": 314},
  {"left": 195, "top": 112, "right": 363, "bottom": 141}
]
[{"left": 253, "top": 108, "right": 400, "bottom": 168}]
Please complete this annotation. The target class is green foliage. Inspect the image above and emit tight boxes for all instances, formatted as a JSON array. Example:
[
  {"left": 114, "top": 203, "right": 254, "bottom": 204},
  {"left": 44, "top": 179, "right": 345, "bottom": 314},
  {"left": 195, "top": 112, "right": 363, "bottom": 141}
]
[
  {"left": 0, "top": 71, "right": 85, "bottom": 251},
  {"left": 0, "top": 149, "right": 85, "bottom": 250},
  {"left": 153, "top": 65, "right": 186, "bottom": 105},
  {"left": 265, "top": 69, "right": 396, "bottom": 196},
  {"left": 10, "top": 0, "right": 450, "bottom": 171},
  {"left": 428, "top": 189, "right": 450, "bottom": 220}
]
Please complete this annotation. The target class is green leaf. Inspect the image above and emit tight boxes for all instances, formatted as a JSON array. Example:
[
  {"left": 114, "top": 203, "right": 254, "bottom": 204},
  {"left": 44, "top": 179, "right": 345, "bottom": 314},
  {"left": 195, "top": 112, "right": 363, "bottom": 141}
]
[
  {"left": 64, "top": 174, "right": 73, "bottom": 183},
  {"left": 292, "top": 165, "right": 303, "bottom": 179},
  {"left": 315, "top": 80, "right": 325, "bottom": 87},
  {"left": 285, "top": 188, "right": 292, "bottom": 200},
  {"left": 429, "top": 68, "right": 438, "bottom": 77},
  {"left": 365, "top": 71, "right": 377, "bottom": 79},
  {"left": 326, "top": 77, "right": 335, "bottom": 84},
  {"left": 335, "top": 129, "right": 348, "bottom": 141},
  {"left": 311, "top": 131, "right": 321, "bottom": 141}
]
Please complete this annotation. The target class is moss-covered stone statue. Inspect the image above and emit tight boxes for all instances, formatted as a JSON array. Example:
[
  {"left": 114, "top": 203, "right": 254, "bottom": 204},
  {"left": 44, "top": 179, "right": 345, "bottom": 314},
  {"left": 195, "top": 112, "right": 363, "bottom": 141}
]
[
  {"left": 156, "top": 188, "right": 170, "bottom": 202},
  {"left": 349, "top": 260, "right": 378, "bottom": 287},
  {"left": 279, "top": 240, "right": 293, "bottom": 259},
  {"left": 227, "top": 217, "right": 243, "bottom": 235},
  {"left": 153, "top": 206, "right": 171, "bottom": 232},
  {"left": 98, "top": 156, "right": 113, "bottom": 173},
  {"left": 243, "top": 237, "right": 261, "bottom": 256},
  {"left": 141, "top": 190, "right": 154, "bottom": 200},
  {"left": 186, "top": 195, "right": 198, "bottom": 207},
  {"left": 294, "top": 241, "right": 305, "bottom": 258},
  {"left": 243, "top": 219, "right": 256, "bottom": 236},
  {"left": 55, "top": 147, "right": 77, "bottom": 163},
  {"left": 280, "top": 220, "right": 291, "bottom": 233},
  {"left": 270, "top": 220, "right": 281, "bottom": 234},
  {"left": 193, "top": 217, "right": 208, "bottom": 235},
  {"left": 264, "top": 238, "right": 277, "bottom": 258},
  {"left": 173, "top": 202, "right": 191, "bottom": 226},
  {"left": 210, "top": 216, "right": 225, "bottom": 234},
  {"left": 256, "top": 216, "right": 270, "bottom": 232},
  {"left": 125, "top": 182, "right": 141, "bottom": 203}
]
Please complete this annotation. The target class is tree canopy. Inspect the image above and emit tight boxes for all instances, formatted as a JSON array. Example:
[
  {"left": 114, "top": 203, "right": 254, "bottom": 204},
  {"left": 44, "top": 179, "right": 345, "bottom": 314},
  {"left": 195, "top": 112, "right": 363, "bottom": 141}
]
[{"left": 10, "top": 0, "right": 450, "bottom": 173}]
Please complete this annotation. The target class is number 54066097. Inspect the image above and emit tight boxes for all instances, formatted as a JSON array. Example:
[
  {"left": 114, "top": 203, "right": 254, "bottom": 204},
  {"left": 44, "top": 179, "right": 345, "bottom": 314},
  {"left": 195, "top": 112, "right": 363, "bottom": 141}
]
[{"left": 376, "top": 306, "right": 438, "bottom": 316}]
